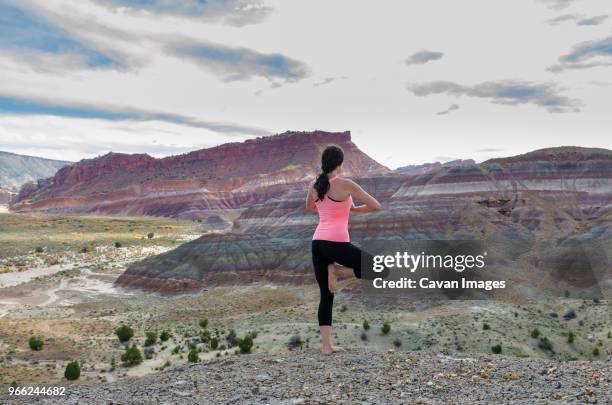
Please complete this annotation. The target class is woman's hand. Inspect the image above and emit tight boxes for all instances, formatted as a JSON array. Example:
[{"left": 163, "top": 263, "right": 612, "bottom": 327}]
[
  {"left": 305, "top": 182, "right": 318, "bottom": 212},
  {"left": 348, "top": 180, "right": 382, "bottom": 211},
  {"left": 351, "top": 204, "right": 377, "bottom": 213}
]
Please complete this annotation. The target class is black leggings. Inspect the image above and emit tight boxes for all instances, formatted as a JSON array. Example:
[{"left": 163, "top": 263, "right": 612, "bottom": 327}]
[{"left": 312, "top": 240, "right": 378, "bottom": 326}]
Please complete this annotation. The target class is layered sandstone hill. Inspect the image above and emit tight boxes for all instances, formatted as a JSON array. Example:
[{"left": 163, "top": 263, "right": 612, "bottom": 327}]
[
  {"left": 117, "top": 146, "right": 612, "bottom": 294},
  {"left": 11, "top": 131, "right": 390, "bottom": 218}
]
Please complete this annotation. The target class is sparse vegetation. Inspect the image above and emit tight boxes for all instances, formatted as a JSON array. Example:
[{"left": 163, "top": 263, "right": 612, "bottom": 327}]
[
  {"left": 363, "top": 320, "right": 370, "bottom": 330},
  {"left": 287, "top": 335, "right": 304, "bottom": 350},
  {"left": 64, "top": 361, "right": 80, "bottom": 380},
  {"left": 538, "top": 336, "right": 553, "bottom": 352},
  {"left": 238, "top": 335, "right": 254, "bottom": 354},
  {"left": 531, "top": 328, "right": 541, "bottom": 339},
  {"left": 361, "top": 332, "right": 368, "bottom": 341},
  {"left": 392, "top": 337, "right": 402, "bottom": 348},
  {"left": 592, "top": 347, "right": 600, "bottom": 357},
  {"left": 482, "top": 323, "right": 490, "bottom": 330},
  {"left": 188, "top": 349, "right": 199, "bottom": 363},
  {"left": 147, "top": 232, "right": 154, "bottom": 239},
  {"left": 567, "top": 331, "right": 575, "bottom": 344},
  {"left": 160, "top": 330, "right": 171, "bottom": 342},
  {"left": 210, "top": 337, "right": 219, "bottom": 349},
  {"left": 145, "top": 331, "right": 158, "bottom": 346},
  {"left": 121, "top": 345, "right": 143, "bottom": 366},
  {"left": 381, "top": 321, "right": 391, "bottom": 335},
  {"left": 115, "top": 325, "right": 134, "bottom": 343},
  {"left": 114, "top": 241, "right": 122, "bottom": 248},
  {"left": 199, "top": 319, "right": 208, "bottom": 329},
  {"left": 28, "top": 336, "right": 44, "bottom": 351},
  {"left": 35, "top": 246, "right": 44, "bottom": 253},
  {"left": 226, "top": 329, "right": 239, "bottom": 347},
  {"left": 491, "top": 344, "right": 502, "bottom": 354}
]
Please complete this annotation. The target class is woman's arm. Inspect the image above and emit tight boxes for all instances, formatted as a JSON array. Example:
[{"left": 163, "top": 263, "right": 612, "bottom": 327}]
[
  {"left": 305, "top": 183, "right": 318, "bottom": 212},
  {"left": 348, "top": 180, "right": 382, "bottom": 212}
]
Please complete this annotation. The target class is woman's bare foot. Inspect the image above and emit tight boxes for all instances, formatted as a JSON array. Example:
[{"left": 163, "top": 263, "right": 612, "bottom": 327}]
[
  {"left": 327, "top": 263, "right": 337, "bottom": 293},
  {"left": 322, "top": 345, "right": 346, "bottom": 355}
]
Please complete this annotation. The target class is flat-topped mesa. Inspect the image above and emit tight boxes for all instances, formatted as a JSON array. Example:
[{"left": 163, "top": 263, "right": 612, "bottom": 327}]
[{"left": 11, "top": 130, "right": 390, "bottom": 217}]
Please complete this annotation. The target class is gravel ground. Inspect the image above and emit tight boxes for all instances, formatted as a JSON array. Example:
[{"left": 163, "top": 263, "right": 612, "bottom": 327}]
[{"left": 3, "top": 350, "right": 610, "bottom": 404}]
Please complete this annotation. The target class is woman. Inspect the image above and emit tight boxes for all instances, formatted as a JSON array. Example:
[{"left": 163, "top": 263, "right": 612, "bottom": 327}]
[{"left": 306, "top": 145, "right": 382, "bottom": 354}]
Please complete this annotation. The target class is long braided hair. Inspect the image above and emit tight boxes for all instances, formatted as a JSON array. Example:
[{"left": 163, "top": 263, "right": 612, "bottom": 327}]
[{"left": 313, "top": 145, "right": 344, "bottom": 201}]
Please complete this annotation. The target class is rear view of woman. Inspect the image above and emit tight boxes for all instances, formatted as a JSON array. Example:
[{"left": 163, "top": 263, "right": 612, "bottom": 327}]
[{"left": 306, "top": 145, "right": 382, "bottom": 354}]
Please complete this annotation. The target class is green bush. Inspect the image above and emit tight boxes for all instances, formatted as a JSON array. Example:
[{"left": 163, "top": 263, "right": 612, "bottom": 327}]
[
  {"left": 381, "top": 322, "right": 391, "bottom": 335},
  {"left": 592, "top": 347, "right": 600, "bottom": 356},
  {"left": 210, "top": 337, "right": 219, "bottom": 349},
  {"left": 199, "top": 319, "right": 208, "bottom": 329},
  {"left": 188, "top": 349, "right": 199, "bottom": 363},
  {"left": 115, "top": 325, "right": 134, "bottom": 343},
  {"left": 64, "top": 361, "right": 80, "bottom": 380},
  {"left": 35, "top": 246, "right": 44, "bottom": 253},
  {"left": 567, "top": 331, "right": 575, "bottom": 344},
  {"left": 531, "top": 328, "right": 540, "bottom": 339},
  {"left": 608, "top": 331, "right": 611, "bottom": 339},
  {"left": 80, "top": 246, "right": 89, "bottom": 254},
  {"left": 491, "top": 344, "right": 502, "bottom": 354},
  {"left": 29, "top": 336, "right": 44, "bottom": 351},
  {"left": 392, "top": 337, "right": 402, "bottom": 348},
  {"left": 363, "top": 320, "right": 370, "bottom": 330},
  {"left": 226, "top": 329, "right": 239, "bottom": 347},
  {"left": 160, "top": 330, "right": 171, "bottom": 342},
  {"left": 200, "top": 329, "right": 211, "bottom": 343},
  {"left": 287, "top": 335, "right": 304, "bottom": 350},
  {"left": 238, "top": 335, "right": 254, "bottom": 354},
  {"left": 172, "top": 345, "right": 181, "bottom": 354},
  {"left": 482, "top": 323, "right": 490, "bottom": 330},
  {"left": 121, "top": 345, "right": 143, "bottom": 366},
  {"left": 144, "top": 331, "right": 158, "bottom": 346},
  {"left": 147, "top": 232, "right": 154, "bottom": 239},
  {"left": 114, "top": 241, "right": 122, "bottom": 248}
]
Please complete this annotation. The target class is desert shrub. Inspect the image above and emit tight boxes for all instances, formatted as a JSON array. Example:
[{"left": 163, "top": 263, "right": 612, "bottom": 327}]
[
  {"left": 482, "top": 323, "right": 490, "bottom": 330},
  {"left": 200, "top": 329, "right": 211, "bottom": 343},
  {"left": 549, "top": 312, "right": 558, "bottom": 318},
  {"left": 531, "top": 328, "right": 541, "bottom": 339},
  {"left": 64, "top": 361, "right": 80, "bottom": 380},
  {"left": 238, "top": 335, "right": 253, "bottom": 354},
  {"left": 160, "top": 330, "right": 171, "bottom": 342},
  {"left": 172, "top": 345, "right": 181, "bottom": 354},
  {"left": 147, "top": 232, "right": 154, "bottom": 239},
  {"left": 491, "top": 344, "right": 502, "bottom": 354},
  {"left": 29, "top": 336, "right": 44, "bottom": 351},
  {"left": 567, "top": 331, "right": 575, "bottom": 344},
  {"left": 538, "top": 336, "right": 553, "bottom": 352},
  {"left": 226, "top": 330, "right": 238, "bottom": 347},
  {"left": 287, "top": 335, "right": 304, "bottom": 350},
  {"left": 114, "top": 241, "right": 122, "bottom": 248},
  {"left": 608, "top": 331, "right": 611, "bottom": 339},
  {"left": 340, "top": 304, "right": 348, "bottom": 312},
  {"left": 199, "top": 319, "right": 208, "bottom": 329},
  {"left": 80, "top": 246, "right": 89, "bottom": 253},
  {"left": 381, "top": 321, "right": 391, "bottom": 335},
  {"left": 144, "top": 331, "right": 158, "bottom": 347},
  {"left": 35, "top": 246, "right": 44, "bottom": 253},
  {"left": 210, "top": 337, "right": 219, "bottom": 349},
  {"left": 563, "top": 309, "right": 576, "bottom": 320},
  {"left": 360, "top": 332, "right": 368, "bottom": 341},
  {"left": 393, "top": 337, "right": 402, "bottom": 348},
  {"left": 592, "top": 347, "right": 600, "bottom": 356},
  {"left": 115, "top": 325, "right": 134, "bottom": 343},
  {"left": 188, "top": 349, "right": 199, "bottom": 363},
  {"left": 121, "top": 345, "right": 143, "bottom": 366},
  {"left": 363, "top": 320, "right": 370, "bottom": 330}
]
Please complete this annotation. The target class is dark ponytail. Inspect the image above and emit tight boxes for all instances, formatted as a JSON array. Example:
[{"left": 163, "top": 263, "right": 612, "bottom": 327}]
[{"left": 314, "top": 145, "right": 344, "bottom": 200}]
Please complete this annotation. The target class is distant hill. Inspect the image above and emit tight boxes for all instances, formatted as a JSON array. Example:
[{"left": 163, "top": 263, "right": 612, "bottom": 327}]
[
  {"left": 11, "top": 131, "right": 390, "bottom": 218},
  {"left": 395, "top": 159, "right": 476, "bottom": 175},
  {"left": 0, "top": 151, "right": 70, "bottom": 191}
]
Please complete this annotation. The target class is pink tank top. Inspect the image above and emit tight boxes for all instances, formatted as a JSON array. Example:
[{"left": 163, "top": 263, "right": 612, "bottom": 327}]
[{"left": 312, "top": 176, "right": 352, "bottom": 242}]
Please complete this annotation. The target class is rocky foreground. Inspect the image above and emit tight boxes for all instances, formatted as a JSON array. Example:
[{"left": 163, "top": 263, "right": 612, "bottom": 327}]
[{"left": 5, "top": 350, "right": 610, "bottom": 404}]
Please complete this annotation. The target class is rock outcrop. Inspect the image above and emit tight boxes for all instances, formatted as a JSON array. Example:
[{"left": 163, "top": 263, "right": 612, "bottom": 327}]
[{"left": 117, "top": 146, "right": 612, "bottom": 294}]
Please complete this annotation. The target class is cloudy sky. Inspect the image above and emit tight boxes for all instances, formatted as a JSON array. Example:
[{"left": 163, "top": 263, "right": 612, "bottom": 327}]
[{"left": 0, "top": 0, "right": 611, "bottom": 168}]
